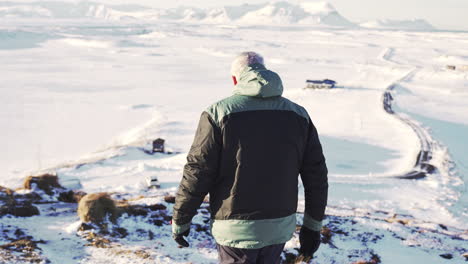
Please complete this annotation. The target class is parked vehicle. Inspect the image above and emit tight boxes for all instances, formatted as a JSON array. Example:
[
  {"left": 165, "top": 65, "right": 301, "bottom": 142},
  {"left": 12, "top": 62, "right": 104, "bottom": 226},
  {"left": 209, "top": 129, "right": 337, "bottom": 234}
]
[
  {"left": 305, "top": 79, "right": 336, "bottom": 89},
  {"left": 146, "top": 175, "right": 161, "bottom": 189}
]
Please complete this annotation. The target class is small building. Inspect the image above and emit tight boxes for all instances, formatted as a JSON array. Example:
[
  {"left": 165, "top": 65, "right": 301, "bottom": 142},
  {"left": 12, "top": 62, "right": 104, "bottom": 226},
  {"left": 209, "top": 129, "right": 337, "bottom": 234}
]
[
  {"left": 305, "top": 79, "right": 336, "bottom": 89},
  {"left": 152, "top": 138, "right": 165, "bottom": 153}
]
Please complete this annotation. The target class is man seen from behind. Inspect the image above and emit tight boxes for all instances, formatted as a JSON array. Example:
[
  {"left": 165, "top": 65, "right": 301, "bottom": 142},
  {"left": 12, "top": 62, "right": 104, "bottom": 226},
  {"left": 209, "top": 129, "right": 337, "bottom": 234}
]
[{"left": 172, "top": 51, "right": 328, "bottom": 264}]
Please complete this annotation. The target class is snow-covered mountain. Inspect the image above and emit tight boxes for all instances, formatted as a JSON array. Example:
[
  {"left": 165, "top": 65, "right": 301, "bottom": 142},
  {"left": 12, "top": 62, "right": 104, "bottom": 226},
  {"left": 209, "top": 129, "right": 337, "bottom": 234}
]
[
  {"left": 0, "top": 1, "right": 357, "bottom": 27},
  {"left": 360, "top": 19, "right": 435, "bottom": 31},
  {"left": 234, "top": 1, "right": 355, "bottom": 27},
  {"left": 0, "top": 1, "right": 140, "bottom": 19},
  {"left": 0, "top": 1, "right": 438, "bottom": 30}
]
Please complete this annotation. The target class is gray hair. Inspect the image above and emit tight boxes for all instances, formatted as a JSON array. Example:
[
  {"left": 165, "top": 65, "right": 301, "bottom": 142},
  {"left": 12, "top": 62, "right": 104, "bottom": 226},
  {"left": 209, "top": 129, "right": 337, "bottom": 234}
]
[{"left": 230, "top": 51, "right": 265, "bottom": 78}]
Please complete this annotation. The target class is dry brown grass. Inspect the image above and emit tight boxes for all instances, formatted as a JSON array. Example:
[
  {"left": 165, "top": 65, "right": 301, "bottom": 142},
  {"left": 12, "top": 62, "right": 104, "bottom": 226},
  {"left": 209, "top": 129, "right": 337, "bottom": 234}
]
[
  {"left": 0, "top": 239, "right": 45, "bottom": 263},
  {"left": 385, "top": 214, "right": 411, "bottom": 225},
  {"left": 0, "top": 239, "right": 38, "bottom": 251},
  {"left": 78, "top": 193, "right": 118, "bottom": 223},
  {"left": 0, "top": 186, "right": 13, "bottom": 196},
  {"left": 84, "top": 232, "right": 112, "bottom": 248},
  {"left": 23, "top": 174, "right": 62, "bottom": 195}
]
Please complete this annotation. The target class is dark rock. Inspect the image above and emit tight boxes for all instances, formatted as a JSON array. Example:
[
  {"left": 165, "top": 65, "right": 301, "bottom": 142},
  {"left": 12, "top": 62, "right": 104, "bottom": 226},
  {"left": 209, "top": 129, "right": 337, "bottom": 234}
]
[
  {"left": 13, "top": 191, "right": 42, "bottom": 203},
  {"left": 112, "top": 227, "right": 128, "bottom": 238},
  {"left": 58, "top": 190, "right": 87, "bottom": 203},
  {"left": 14, "top": 229, "right": 26, "bottom": 238},
  {"left": 0, "top": 186, "right": 14, "bottom": 208},
  {"left": 78, "top": 223, "right": 96, "bottom": 232},
  {"left": 438, "top": 224, "right": 448, "bottom": 230},
  {"left": 58, "top": 191, "right": 75, "bottom": 203},
  {"left": 370, "top": 253, "right": 382, "bottom": 264},
  {"left": 440, "top": 253, "right": 453, "bottom": 259},
  {"left": 120, "top": 205, "right": 149, "bottom": 216},
  {"left": 147, "top": 204, "right": 167, "bottom": 211},
  {"left": 195, "top": 224, "right": 208, "bottom": 232},
  {"left": 152, "top": 219, "right": 164, "bottom": 226},
  {"left": 118, "top": 202, "right": 167, "bottom": 217},
  {"left": 0, "top": 201, "right": 40, "bottom": 217},
  {"left": 164, "top": 195, "right": 176, "bottom": 204}
]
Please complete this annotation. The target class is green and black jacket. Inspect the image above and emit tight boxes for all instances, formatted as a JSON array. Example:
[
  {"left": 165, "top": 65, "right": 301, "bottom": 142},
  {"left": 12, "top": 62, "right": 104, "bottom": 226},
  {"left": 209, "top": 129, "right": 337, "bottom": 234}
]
[{"left": 172, "top": 63, "right": 328, "bottom": 249}]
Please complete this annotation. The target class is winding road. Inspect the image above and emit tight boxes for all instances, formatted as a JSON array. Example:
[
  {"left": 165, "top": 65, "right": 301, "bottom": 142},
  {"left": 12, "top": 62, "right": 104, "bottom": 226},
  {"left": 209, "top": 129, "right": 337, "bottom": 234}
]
[
  {"left": 379, "top": 47, "right": 438, "bottom": 180},
  {"left": 383, "top": 84, "right": 437, "bottom": 179}
]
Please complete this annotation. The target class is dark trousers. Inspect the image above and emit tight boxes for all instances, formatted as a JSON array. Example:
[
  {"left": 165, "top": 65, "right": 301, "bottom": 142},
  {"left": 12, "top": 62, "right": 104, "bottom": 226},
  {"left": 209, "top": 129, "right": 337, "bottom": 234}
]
[{"left": 217, "top": 243, "right": 285, "bottom": 264}]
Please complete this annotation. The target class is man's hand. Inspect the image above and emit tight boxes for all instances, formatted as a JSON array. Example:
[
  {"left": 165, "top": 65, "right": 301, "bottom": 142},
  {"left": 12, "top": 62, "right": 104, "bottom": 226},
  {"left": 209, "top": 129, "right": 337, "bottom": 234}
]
[
  {"left": 299, "top": 226, "right": 321, "bottom": 257},
  {"left": 172, "top": 220, "right": 191, "bottom": 247},
  {"left": 173, "top": 229, "right": 190, "bottom": 247}
]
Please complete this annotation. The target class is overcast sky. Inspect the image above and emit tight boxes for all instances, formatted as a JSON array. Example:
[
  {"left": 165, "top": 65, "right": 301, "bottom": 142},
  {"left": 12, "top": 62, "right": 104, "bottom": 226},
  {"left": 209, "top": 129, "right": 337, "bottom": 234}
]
[{"left": 94, "top": 0, "right": 468, "bottom": 31}]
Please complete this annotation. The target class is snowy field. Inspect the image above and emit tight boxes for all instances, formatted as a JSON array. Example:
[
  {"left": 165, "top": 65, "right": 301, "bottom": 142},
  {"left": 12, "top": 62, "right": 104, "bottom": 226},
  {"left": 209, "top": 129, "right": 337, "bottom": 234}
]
[{"left": 0, "top": 1, "right": 467, "bottom": 263}]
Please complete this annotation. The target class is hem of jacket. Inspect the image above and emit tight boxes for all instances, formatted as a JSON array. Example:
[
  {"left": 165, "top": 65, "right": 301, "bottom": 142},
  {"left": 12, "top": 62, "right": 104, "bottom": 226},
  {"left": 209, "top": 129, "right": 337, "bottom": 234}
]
[
  {"left": 211, "top": 213, "right": 296, "bottom": 249},
  {"left": 172, "top": 222, "right": 190, "bottom": 235},
  {"left": 303, "top": 213, "right": 322, "bottom": 232}
]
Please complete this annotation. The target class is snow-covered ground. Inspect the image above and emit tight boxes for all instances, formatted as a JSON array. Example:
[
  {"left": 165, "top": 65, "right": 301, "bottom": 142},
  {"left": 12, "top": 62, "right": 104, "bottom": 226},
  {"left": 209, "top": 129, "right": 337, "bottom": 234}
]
[
  {"left": 359, "top": 19, "right": 435, "bottom": 31},
  {"left": 1, "top": 1, "right": 467, "bottom": 263}
]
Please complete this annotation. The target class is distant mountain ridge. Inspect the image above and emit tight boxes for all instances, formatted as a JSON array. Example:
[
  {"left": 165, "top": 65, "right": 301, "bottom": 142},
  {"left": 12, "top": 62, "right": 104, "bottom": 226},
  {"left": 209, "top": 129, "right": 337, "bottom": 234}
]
[
  {"left": 360, "top": 19, "right": 435, "bottom": 31},
  {"left": 0, "top": 1, "right": 436, "bottom": 30},
  {"left": 0, "top": 1, "right": 356, "bottom": 27}
]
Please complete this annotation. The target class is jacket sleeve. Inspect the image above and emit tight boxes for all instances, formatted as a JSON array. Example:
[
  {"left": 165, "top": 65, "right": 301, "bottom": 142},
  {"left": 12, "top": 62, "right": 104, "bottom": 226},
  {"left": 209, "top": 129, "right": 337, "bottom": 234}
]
[
  {"left": 300, "top": 119, "right": 328, "bottom": 232},
  {"left": 172, "top": 111, "right": 222, "bottom": 234}
]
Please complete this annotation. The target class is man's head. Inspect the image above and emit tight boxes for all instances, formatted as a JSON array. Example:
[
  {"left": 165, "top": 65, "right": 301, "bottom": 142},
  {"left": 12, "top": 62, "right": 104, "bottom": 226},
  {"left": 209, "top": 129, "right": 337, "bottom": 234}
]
[{"left": 231, "top": 51, "right": 265, "bottom": 85}]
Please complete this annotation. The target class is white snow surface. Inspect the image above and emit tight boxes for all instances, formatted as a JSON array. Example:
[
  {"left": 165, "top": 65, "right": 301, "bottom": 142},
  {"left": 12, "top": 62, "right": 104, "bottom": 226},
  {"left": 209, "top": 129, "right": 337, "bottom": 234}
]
[
  {"left": 360, "top": 19, "right": 435, "bottom": 31},
  {"left": 0, "top": 7, "right": 467, "bottom": 264}
]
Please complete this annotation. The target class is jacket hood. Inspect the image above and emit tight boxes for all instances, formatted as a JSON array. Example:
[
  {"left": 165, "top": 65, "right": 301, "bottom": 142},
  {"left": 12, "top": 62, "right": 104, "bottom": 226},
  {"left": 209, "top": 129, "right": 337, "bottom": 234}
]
[{"left": 233, "top": 64, "right": 283, "bottom": 98}]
